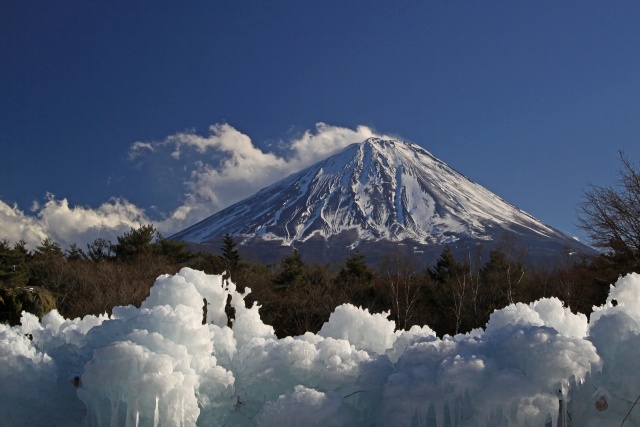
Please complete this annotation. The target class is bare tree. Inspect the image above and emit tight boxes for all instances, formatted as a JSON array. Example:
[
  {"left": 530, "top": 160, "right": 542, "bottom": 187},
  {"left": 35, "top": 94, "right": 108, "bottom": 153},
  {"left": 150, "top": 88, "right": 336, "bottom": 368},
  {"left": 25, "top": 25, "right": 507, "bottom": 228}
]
[
  {"left": 498, "top": 233, "right": 527, "bottom": 305},
  {"left": 577, "top": 151, "right": 640, "bottom": 259},
  {"left": 428, "top": 246, "right": 471, "bottom": 335},
  {"left": 465, "top": 244, "right": 484, "bottom": 327},
  {"left": 450, "top": 264, "right": 468, "bottom": 335},
  {"left": 379, "top": 251, "right": 421, "bottom": 330}
]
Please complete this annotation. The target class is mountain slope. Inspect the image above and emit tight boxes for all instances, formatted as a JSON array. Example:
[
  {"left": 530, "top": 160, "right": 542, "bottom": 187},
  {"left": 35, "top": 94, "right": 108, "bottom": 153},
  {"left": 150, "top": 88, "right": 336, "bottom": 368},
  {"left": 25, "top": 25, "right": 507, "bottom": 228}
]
[{"left": 172, "top": 138, "right": 591, "bottom": 263}]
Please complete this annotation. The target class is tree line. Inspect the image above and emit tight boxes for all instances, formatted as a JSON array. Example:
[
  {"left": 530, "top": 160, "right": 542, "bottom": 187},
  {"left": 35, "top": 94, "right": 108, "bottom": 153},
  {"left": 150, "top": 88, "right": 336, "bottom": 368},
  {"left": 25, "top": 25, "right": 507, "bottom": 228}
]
[
  {"left": 1, "top": 153, "right": 639, "bottom": 337},
  {"left": 0, "top": 227, "right": 617, "bottom": 337}
]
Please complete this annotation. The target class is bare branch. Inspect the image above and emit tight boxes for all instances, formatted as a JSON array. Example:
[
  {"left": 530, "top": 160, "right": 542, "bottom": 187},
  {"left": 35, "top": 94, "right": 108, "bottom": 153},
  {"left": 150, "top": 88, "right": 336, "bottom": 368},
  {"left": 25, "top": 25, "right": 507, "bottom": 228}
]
[{"left": 577, "top": 152, "right": 640, "bottom": 256}]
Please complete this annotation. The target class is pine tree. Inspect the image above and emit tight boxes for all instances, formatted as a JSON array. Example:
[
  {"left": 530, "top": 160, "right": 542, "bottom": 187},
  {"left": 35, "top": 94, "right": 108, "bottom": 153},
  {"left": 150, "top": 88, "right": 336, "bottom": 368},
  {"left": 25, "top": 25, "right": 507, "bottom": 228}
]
[
  {"left": 113, "top": 224, "right": 156, "bottom": 261},
  {"left": 86, "top": 238, "right": 113, "bottom": 262},
  {"left": 155, "top": 234, "right": 194, "bottom": 264},
  {"left": 0, "top": 239, "right": 31, "bottom": 287},
  {"left": 428, "top": 246, "right": 470, "bottom": 335},
  {"left": 428, "top": 246, "right": 460, "bottom": 285},
  {"left": 30, "top": 237, "right": 68, "bottom": 300},
  {"left": 273, "top": 248, "right": 305, "bottom": 289},
  {"left": 481, "top": 248, "right": 525, "bottom": 307},
  {"left": 337, "top": 251, "right": 373, "bottom": 286},
  {"left": 33, "top": 238, "right": 64, "bottom": 259},
  {"left": 0, "top": 239, "right": 12, "bottom": 283},
  {"left": 221, "top": 233, "right": 240, "bottom": 276},
  {"left": 65, "top": 243, "right": 87, "bottom": 261}
]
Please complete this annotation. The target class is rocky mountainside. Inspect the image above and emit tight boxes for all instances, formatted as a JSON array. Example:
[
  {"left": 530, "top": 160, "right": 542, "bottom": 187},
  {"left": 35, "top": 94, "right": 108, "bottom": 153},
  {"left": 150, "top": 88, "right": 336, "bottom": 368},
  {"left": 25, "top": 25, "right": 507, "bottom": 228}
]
[{"left": 172, "top": 138, "right": 593, "bottom": 264}]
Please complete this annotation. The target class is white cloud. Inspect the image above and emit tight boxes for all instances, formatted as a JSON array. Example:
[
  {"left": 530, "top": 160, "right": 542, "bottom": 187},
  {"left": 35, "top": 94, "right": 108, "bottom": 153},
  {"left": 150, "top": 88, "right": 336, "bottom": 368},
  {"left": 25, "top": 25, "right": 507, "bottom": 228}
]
[
  {"left": 37, "top": 196, "right": 148, "bottom": 245},
  {"left": 0, "top": 196, "right": 146, "bottom": 249},
  {"left": 126, "top": 122, "right": 388, "bottom": 222},
  {"left": 127, "top": 141, "right": 156, "bottom": 160},
  {"left": 1, "top": 122, "right": 387, "bottom": 249},
  {"left": 288, "top": 123, "right": 379, "bottom": 166},
  {"left": 0, "top": 201, "right": 48, "bottom": 246}
]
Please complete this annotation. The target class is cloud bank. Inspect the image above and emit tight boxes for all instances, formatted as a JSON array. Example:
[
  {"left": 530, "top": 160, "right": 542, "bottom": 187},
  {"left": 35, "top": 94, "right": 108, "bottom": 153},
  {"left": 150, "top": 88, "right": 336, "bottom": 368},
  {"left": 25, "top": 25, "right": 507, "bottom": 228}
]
[{"left": 1, "top": 123, "right": 386, "bottom": 249}]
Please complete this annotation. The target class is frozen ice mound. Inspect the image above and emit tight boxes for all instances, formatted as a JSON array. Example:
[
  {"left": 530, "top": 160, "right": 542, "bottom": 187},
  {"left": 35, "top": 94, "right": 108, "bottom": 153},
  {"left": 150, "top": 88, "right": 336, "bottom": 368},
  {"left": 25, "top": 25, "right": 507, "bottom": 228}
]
[{"left": 2, "top": 268, "right": 640, "bottom": 426}]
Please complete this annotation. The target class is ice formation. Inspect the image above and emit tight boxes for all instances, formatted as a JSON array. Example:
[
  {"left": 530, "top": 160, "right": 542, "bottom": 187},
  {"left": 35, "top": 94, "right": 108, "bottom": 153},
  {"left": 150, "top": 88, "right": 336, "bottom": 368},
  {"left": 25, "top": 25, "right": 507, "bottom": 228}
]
[{"left": 2, "top": 268, "right": 640, "bottom": 426}]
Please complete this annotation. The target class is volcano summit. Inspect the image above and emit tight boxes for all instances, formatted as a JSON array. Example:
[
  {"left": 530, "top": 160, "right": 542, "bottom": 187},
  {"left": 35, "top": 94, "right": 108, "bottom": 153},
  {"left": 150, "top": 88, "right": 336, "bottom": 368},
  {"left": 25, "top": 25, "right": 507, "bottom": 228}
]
[{"left": 172, "top": 138, "right": 592, "bottom": 263}]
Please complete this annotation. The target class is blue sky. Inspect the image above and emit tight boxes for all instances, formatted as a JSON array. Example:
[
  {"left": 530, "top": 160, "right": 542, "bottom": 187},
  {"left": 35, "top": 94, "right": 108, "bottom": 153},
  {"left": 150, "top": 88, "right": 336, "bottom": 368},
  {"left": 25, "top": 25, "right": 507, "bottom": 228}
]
[{"left": 1, "top": 1, "right": 640, "bottom": 248}]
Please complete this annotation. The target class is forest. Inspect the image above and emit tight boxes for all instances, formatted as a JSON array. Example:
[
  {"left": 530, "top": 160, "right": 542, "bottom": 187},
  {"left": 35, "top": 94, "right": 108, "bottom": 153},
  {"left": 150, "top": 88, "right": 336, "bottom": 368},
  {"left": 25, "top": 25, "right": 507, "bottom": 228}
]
[
  {"left": 0, "top": 225, "right": 628, "bottom": 337},
  {"left": 1, "top": 154, "right": 639, "bottom": 337}
]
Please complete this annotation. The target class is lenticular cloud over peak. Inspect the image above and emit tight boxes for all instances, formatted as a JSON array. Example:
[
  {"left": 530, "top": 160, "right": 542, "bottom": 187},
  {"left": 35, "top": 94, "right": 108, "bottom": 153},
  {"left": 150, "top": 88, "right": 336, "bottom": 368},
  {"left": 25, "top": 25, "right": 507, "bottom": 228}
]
[{"left": 4, "top": 269, "right": 640, "bottom": 426}]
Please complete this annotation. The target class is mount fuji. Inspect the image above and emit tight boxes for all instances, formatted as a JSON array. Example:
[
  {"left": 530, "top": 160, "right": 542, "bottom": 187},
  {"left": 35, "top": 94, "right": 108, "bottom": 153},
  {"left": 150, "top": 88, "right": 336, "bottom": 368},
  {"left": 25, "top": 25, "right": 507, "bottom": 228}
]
[{"left": 172, "top": 138, "right": 593, "bottom": 264}]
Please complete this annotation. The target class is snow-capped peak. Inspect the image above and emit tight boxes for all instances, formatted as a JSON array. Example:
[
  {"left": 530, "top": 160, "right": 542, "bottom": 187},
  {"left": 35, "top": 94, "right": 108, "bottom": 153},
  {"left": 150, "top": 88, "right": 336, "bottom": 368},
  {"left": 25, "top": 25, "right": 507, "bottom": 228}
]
[{"left": 172, "top": 138, "right": 566, "bottom": 252}]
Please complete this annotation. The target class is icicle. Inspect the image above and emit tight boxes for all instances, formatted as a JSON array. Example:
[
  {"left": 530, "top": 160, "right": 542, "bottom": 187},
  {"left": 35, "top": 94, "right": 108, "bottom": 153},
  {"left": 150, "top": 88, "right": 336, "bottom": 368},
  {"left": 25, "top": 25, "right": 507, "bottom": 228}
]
[
  {"left": 154, "top": 395, "right": 159, "bottom": 427},
  {"left": 443, "top": 400, "right": 453, "bottom": 427},
  {"left": 179, "top": 396, "right": 185, "bottom": 426},
  {"left": 460, "top": 390, "right": 473, "bottom": 421},
  {"left": 411, "top": 408, "right": 420, "bottom": 427},
  {"left": 543, "top": 412, "right": 553, "bottom": 427},
  {"left": 110, "top": 396, "right": 119, "bottom": 427},
  {"left": 425, "top": 402, "right": 438, "bottom": 427},
  {"left": 435, "top": 401, "right": 445, "bottom": 427},
  {"left": 125, "top": 398, "right": 138, "bottom": 427}
]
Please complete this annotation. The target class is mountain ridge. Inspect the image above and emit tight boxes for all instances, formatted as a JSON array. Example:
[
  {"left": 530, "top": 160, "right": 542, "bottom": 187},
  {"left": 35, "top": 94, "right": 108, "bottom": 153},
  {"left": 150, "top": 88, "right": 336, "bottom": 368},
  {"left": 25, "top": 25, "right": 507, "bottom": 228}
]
[{"left": 172, "top": 138, "right": 592, "bottom": 264}]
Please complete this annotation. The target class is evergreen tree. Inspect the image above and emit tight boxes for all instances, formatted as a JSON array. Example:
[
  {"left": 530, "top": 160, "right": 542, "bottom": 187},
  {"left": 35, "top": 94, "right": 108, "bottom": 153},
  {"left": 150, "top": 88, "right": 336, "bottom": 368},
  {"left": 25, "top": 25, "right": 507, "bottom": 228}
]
[
  {"left": 65, "top": 243, "right": 87, "bottom": 261},
  {"left": 33, "top": 238, "right": 64, "bottom": 259},
  {"left": 428, "top": 246, "right": 461, "bottom": 284},
  {"left": 481, "top": 248, "right": 526, "bottom": 307},
  {"left": 0, "top": 239, "right": 31, "bottom": 287},
  {"left": 86, "top": 238, "right": 113, "bottom": 262},
  {"left": 428, "top": 246, "right": 471, "bottom": 335},
  {"left": 0, "top": 239, "right": 12, "bottom": 284},
  {"left": 30, "top": 238, "right": 69, "bottom": 297},
  {"left": 273, "top": 248, "right": 305, "bottom": 289},
  {"left": 337, "top": 252, "right": 373, "bottom": 284},
  {"left": 155, "top": 234, "right": 194, "bottom": 264},
  {"left": 221, "top": 233, "right": 241, "bottom": 276},
  {"left": 190, "top": 252, "right": 226, "bottom": 275},
  {"left": 113, "top": 224, "right": 156, "bottom": 261}
]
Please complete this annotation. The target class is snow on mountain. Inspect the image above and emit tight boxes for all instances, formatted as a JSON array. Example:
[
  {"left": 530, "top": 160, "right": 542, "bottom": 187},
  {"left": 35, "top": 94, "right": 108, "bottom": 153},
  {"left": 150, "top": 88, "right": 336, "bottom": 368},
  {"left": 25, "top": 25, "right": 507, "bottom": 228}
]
[{"left": 172, "top": 138, "right": 589, "bottom": 262}]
